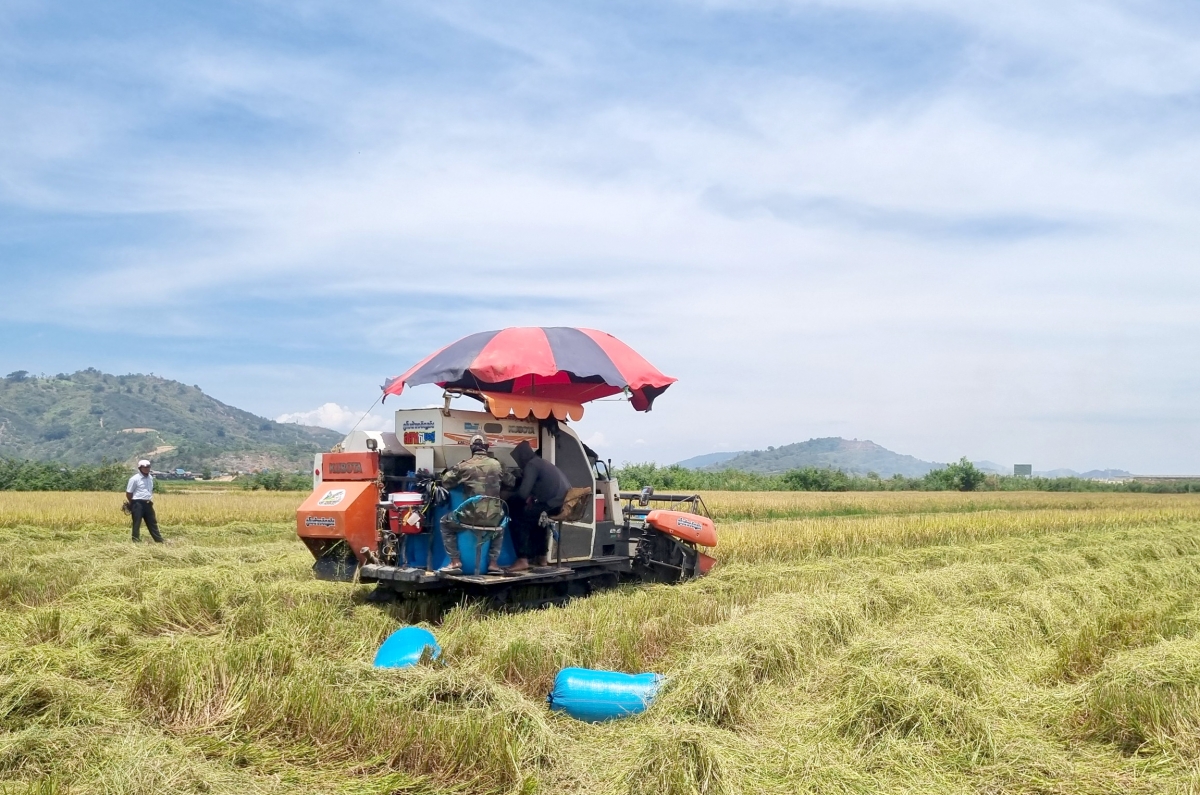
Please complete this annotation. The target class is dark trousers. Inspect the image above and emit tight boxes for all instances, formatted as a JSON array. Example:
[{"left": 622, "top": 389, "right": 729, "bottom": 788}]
[
  {"left": 131, "top": 500, "right": 163, "bottom": 542},
  {"left": 507, "top": 496, "right": 553, "bottom": 560}
]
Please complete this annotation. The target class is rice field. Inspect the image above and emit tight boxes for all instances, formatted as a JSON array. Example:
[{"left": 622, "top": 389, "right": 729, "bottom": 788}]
[
  {"left": 4, "top": 491, "right": 1200, "bottom": 794},
  {"left": 0, "top": 491, "right": 301, "bottom": 529}
]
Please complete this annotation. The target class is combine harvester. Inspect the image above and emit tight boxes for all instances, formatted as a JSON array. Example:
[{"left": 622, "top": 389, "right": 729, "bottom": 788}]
[{"left": 296, "top": 326, "right": 717, "bottom": 609}]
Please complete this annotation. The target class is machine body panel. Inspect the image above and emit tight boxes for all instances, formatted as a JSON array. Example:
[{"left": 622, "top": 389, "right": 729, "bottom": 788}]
[
  {"left": 646, "top": 510, "right": 717, "bottom": 548},
  {"left": 320, "top": 452, "right": 380, "bottom": 481},
  {"left": 296, "top": 479, "right": 379, "bottom": 564}
]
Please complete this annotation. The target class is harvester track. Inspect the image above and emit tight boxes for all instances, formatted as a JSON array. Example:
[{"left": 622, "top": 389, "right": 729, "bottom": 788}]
[{"left": 360, "top": 557, "right": 632, "bottom": 612}]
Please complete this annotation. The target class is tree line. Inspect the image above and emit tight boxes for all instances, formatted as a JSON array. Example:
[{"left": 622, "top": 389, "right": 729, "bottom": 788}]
[
  {"left": 0, "top": 459, "right": 130, "bottom": 491},
  {"left": 1, "top": 456, "right": 1195, "bottom": 494},
  {"left": 0, "top": 459, "right": 312, "bottom": 491},
  {"left": 614, "top": 458, "right": 1200, "bottom": 493}
]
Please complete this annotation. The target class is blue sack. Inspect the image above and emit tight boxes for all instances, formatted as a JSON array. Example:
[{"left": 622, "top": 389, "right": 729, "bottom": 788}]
[
  {"left": 374, "top": 626, "right": 441, "bottom": 669},
  {"left": 547, "top": 667, "right": 665, "bottom": 722}
]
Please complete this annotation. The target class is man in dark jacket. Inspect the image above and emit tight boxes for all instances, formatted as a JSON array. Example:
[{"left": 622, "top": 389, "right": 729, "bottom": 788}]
[{"left": 508, "top": 440, "right": 571, "bottom": 571}]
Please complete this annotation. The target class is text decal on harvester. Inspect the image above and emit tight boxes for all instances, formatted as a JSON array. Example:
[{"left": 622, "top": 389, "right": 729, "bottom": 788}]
[
  {"left": 317, "top": 489, "right": 346, "bottom": 507},
  {"left": 305, "top": 516, "right": 337, "bottom": 527}
]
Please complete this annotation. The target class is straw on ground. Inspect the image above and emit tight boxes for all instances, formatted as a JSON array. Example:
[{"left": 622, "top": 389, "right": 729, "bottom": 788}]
[{"left": 3, "top": 491, "right": 1200, "bottom": 794}]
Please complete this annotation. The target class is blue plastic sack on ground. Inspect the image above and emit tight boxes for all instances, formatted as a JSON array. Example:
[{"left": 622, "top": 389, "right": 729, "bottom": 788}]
[
  {"left": 547, "top": 667, "right": 665, "bottom": 722},
  {"left": 374, "top": 626, "right": 440, "bottom": 669}
]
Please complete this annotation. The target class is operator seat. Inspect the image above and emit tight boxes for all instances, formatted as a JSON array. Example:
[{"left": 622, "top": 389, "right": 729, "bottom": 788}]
[{"left": 541, "top": 486, "right": 594, "bottom": 564}]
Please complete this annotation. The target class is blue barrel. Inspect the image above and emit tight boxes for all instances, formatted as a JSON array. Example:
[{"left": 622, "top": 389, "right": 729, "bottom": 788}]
[
  {"left": 547, "top": 667, "right": 665, "bottom": 722},
  {"left": 456, "top": 530, "right": 493, "bottom": 575},
  {"left": 373, "top": 626, "right": 441, "bottom": 668},
  {"left": 401, "top": 488, "right": 516, "bottom": 571}
]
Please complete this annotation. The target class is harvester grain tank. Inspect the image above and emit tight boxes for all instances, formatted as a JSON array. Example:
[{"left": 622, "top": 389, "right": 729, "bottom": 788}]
[{"left": 296, "top": 327, "right": 717, "bottom": 606}]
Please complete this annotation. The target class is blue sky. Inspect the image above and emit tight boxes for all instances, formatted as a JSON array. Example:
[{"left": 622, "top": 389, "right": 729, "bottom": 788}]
[{"left": 2, "top": 0, "right": 1199, "bottom": 473}]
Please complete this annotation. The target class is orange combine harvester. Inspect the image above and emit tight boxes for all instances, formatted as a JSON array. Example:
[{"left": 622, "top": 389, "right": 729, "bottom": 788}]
[{"left": 295, "top": 326, "right": 718, "bottom": 608}]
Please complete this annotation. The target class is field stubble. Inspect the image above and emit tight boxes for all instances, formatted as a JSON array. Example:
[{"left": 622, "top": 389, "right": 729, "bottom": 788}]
[{"left": 2, "top": 492, "right": 1200, "bottom": 794}]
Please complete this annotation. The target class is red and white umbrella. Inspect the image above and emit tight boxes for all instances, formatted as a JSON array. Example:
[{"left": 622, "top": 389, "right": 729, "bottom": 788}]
[{"left": 383, "top": 327, "right": 675, "bottom": 411}]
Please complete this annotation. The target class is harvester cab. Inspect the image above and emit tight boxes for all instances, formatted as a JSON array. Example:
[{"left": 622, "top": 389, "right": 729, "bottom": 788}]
[{"left": 296, "top": 400, "right": 717, "bottom": 607}]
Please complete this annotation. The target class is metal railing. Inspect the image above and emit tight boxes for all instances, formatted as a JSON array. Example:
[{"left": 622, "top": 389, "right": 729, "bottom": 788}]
[{"left": 618, "top": 489, "right": 711, "bottom": 520}]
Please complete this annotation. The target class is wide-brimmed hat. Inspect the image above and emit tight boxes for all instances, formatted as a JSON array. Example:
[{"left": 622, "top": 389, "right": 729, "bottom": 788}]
[{"left": 137, "top": 460, "right": 151, "bottom": 468}]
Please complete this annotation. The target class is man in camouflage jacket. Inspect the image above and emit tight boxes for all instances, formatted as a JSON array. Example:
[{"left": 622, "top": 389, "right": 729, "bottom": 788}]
[{"left": 438, "top": 434, "right": 514, "bottom": 575}]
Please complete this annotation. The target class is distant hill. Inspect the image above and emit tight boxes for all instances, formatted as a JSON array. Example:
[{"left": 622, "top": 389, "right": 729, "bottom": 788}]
[
  {"left": 1080, "top": 469, "right": 1134, "bottom": 480},
  {"left": 0, "top": 369, "right": 342, "bottom": 471},
  {"left": 676, "top": 451, "right": 741, "bottom": 469},
  {"left": 1036, "top": 468, "right": 1079, "bottom": 478},
  {"left": 680, "top": 439, "right": 1136, "bottom": 480},
  {"left": 1036, "top": 468, "right": 1134, "bottom": 480},
  {"left": 705, "top": 437, "right": 942, "bottom": 477}
]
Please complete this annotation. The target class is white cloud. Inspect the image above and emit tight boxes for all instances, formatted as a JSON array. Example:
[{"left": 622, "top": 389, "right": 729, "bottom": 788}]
[
  {"left": 583, "top": 431, "right": 608, "bottom": 448},
  {"left": 4, "top": 1, "right": 1200, "bottom": 473},
  {"left": 276, "top": 403, "right": 389, "bottom": 434}
]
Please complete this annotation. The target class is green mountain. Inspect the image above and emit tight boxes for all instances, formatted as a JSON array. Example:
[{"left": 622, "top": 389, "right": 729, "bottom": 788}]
[
  {"left": 675, "top": 451, "right": 740, "bottom": 469},
  {"left": 0, "top": 369, "right": 342, "bottom": 472},
  {"left": 706, "top": 437, "right": 942, "bottom": 477}
]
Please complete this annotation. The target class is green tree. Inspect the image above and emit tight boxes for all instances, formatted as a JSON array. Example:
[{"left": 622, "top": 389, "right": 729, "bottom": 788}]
[
  {"left": 0, "top": 459, "right": 127, "bottom": 491},
  {"left": 925, "top": 457, "right": 986, "bottom": 491},
  {"left": 781, "top": 467, "right": 852, "bottom": 491},
  {"left": 239, "top": 471, "right": 310, "bottom": 491}
]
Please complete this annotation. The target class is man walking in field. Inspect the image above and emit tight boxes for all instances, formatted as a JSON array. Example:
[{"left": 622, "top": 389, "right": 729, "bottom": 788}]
[{"left": 125, "top": 459, "right": 164, "bottom": 543}]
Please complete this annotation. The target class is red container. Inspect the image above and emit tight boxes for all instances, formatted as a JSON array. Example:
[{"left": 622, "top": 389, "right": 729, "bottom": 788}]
[
  {"left": 595, "top": 495, "right": 606, "bottom": 522},
  {"left": 388, "top": 492, "right": 425, "bottom": 535}
]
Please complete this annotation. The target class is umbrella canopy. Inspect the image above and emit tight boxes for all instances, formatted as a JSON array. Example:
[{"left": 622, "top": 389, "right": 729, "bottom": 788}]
[{"left": 383, "top": 327, "right": 676, "bottom": 411}]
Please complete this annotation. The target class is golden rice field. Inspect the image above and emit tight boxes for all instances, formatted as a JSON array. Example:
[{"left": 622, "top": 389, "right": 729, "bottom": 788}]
[
  {"left": 4, "top": 490, "right": 1200, "bottom": 794},
  {"left": 1, "top": 488, "right": 1190, "bottom": 527},
  {"left": 0, "top": 491, "right": 301, "bottom": 529}
]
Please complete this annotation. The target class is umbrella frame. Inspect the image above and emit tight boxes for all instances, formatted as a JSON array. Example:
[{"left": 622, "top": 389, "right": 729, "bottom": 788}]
[{"left": 442, "top": 388, "right": 589, "bottom": 422}]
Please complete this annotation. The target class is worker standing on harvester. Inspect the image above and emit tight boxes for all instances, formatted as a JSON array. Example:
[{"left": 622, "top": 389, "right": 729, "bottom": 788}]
[
  {"left": 125, "top": 459, "right": 164, "bottom": 543},
  {"left": 437, "top": 434, "right": 513, "bottom": 576},
  {"left": 508, "top": 440, "right": 570, "bottom": 572}
]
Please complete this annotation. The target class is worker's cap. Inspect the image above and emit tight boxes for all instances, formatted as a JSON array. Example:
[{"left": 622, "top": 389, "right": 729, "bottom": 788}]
[
  {"left": 137, "top": 459, "right": 151, "bottom": 468},
  {"left": 468, "top": 434, "right": 489, "bottom": 451}
]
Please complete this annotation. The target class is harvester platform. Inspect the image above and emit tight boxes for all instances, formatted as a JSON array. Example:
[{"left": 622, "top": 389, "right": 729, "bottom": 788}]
[
  {"left": 357, "top": 557, "right": 635, "bottom": 611},
  {"left": 360, "top": 556, "right": 633, "bottom": 588},
  {"left": 442, "top": 566, "right": 572, "bottom": 586}
]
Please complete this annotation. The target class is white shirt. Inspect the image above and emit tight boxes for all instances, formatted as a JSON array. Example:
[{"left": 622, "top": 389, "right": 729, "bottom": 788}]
[{"left": 127, "top": 473, "right": 154, "bottom": 501}]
